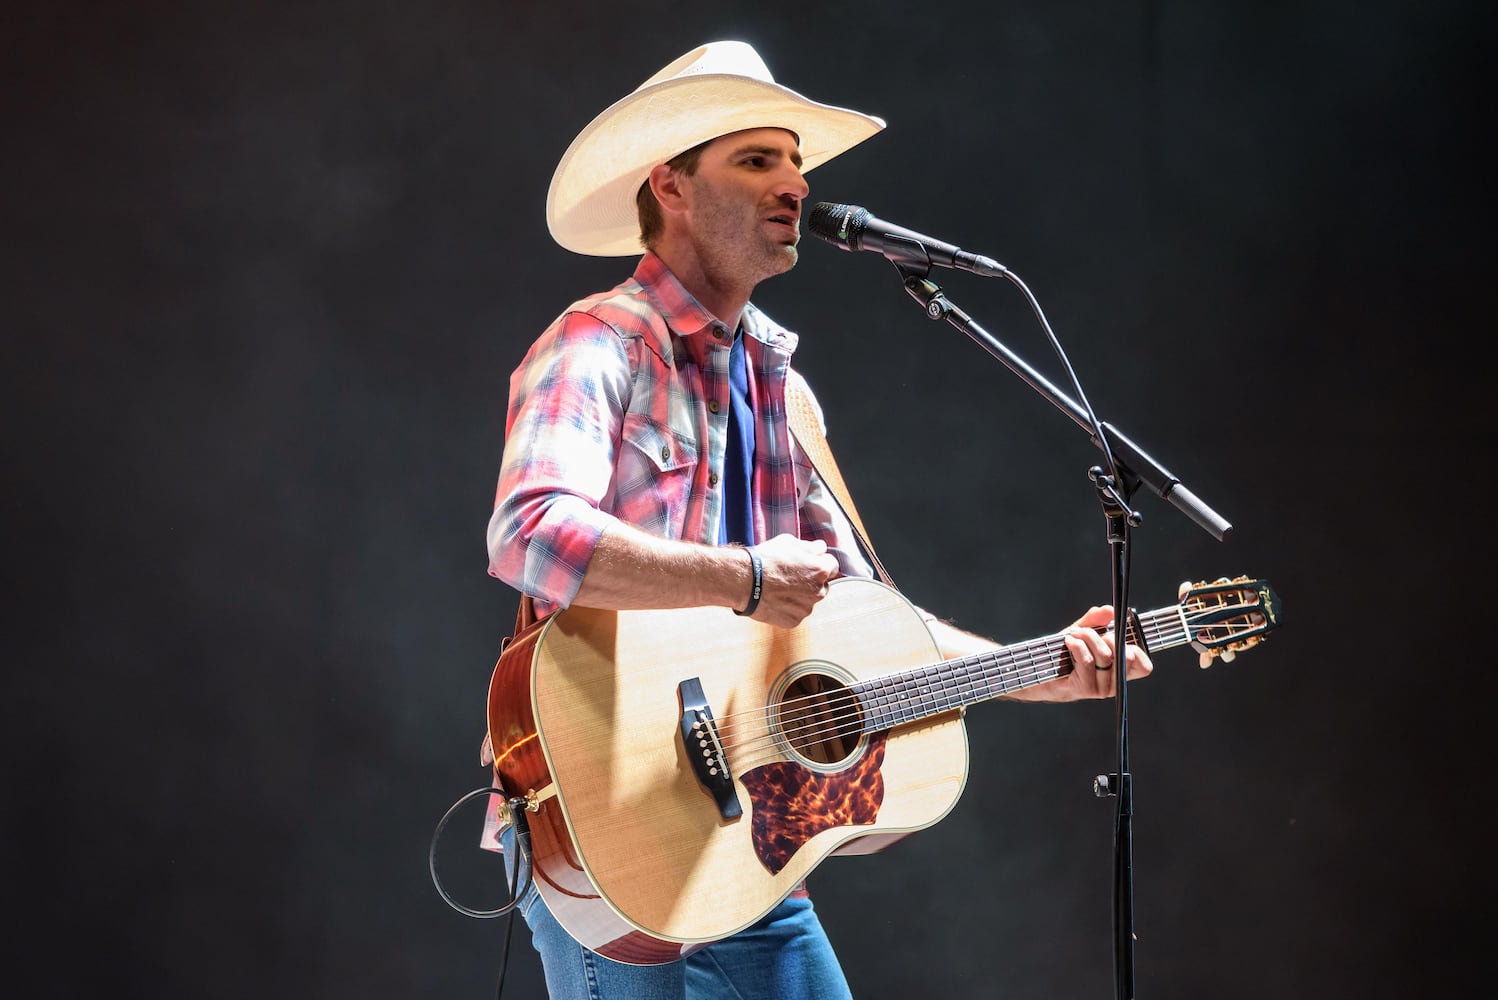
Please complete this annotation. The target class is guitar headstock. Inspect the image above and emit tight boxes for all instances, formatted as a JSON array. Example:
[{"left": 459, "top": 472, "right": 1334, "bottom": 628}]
[{"left": 1179, "top": 576, "right": 1281, "bottom": 668}]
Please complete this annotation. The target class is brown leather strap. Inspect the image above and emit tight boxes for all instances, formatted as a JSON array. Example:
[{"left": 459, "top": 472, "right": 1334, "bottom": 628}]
[
  {"left": 513, "top": 593, "right": 537, "bottom": 634},
  {"left": 784, "top": 371, "right": 896, "bottom": 588}
]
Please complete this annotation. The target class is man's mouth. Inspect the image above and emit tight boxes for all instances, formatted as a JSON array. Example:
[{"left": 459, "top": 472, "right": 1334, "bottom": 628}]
[{"left": 766, "top": 212, "right": 799, "bottom": 234}]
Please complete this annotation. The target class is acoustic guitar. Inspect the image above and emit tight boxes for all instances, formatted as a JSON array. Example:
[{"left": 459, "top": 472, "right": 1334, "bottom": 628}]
[{"left": 486, "top": 574, "right": 1279, "bottom": 964}]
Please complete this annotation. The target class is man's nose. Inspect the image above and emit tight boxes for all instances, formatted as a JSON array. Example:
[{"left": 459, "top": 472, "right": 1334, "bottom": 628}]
[{"left": 775, "top": 162, "right": 810, "bottom": 202}]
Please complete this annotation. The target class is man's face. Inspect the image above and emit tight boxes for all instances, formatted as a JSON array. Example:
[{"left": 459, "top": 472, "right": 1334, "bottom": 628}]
[{"left": 679, "top": 128, "right": 809, "bottom": 286}]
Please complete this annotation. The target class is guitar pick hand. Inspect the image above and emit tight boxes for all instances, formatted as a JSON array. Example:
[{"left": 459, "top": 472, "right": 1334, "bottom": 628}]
[{"left": 745, "top": 533, "right": 841, "bottom": 629}]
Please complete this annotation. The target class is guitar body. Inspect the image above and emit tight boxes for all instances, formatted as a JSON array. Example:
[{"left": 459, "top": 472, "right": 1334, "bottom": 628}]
[{"left": 487, "top": 577, "right": 970, "bottom": 963}]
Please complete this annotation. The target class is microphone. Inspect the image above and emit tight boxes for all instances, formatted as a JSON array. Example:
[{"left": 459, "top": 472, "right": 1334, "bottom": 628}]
[{"left": 807, "top": 202, "right": 1008, "bottom": 277}]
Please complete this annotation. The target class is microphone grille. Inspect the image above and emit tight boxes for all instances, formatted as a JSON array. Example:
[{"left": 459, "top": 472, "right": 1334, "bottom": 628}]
[{"left": 808, "top": 202, "right": 868, "bottom": 249}]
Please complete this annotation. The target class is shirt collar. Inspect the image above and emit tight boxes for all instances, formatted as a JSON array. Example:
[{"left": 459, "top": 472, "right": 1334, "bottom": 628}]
[{"left": 633, "top": 252, "right": 800, "bottom": 357}]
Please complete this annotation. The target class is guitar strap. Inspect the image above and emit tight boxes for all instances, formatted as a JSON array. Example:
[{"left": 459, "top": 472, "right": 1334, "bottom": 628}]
[{"left": 784, "top": 370, "right": 897, "bottom": 590}]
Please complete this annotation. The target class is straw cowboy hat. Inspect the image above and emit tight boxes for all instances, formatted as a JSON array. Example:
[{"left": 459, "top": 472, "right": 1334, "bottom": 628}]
[{"left": 546, "top": 40, "right": 886, "bottom": 257}]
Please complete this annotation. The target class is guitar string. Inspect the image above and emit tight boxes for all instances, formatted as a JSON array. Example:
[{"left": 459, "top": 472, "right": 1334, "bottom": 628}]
[
  {"left": 711, "top": 595, "right": 1260, "bottom": 745},
  {"left": 709, "top": 609, "right": 1200, "bottom": 772},
  {"left": 712, "top": 612, "right": 1180, "bottom": 748},
  {"left": 719, "top": 617, "right": 1251, "bottom": 774},
  {"left": 710, "top": 608, "right": 1187, "bottom": 740},
  {"left": 699, "top": 589, "right": 1250, "bottom": 744},
  {"left": 710, "top": 608, "right": 1259, "bottom": 773},
  {"left": 723, "top": 650, "right": 1071, "bottom": 773},
  {"left": 720, "top": 617, "right": 1196, "bottom": 771}
]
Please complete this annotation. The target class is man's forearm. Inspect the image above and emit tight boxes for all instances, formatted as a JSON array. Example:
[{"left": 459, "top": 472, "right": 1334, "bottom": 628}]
[{"left": 571, "top": 522, "right": 756, "bottom": 612}]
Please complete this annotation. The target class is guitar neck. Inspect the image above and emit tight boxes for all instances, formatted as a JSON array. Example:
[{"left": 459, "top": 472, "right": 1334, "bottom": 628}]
[{"left": 852, "top": 604, "right": 1190, "bottom": 732}]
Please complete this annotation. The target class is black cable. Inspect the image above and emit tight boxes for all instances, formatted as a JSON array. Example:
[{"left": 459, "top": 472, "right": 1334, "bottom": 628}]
[
  {"left": 430, "top": 787, "right": 536, "bottom": 998},
  {"left": 493, "top": 904, "right": 517, "bottom": 1000},
  {"left": 428, "top": 787, "right": 534, "bottom": 918},
  {"left": 1001, "top": 268, "right": 1142, "bottom": 1000}
]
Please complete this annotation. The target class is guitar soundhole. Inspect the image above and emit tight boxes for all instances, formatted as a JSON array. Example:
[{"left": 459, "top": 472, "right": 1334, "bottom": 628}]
[{"left": 777, "top": 670, "right": 862, "bottom": 768}]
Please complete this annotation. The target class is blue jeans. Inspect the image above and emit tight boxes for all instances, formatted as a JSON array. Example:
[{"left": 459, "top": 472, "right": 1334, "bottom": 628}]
[{"left": 516, "top": 880, "right": 854, "bottom": 1000}]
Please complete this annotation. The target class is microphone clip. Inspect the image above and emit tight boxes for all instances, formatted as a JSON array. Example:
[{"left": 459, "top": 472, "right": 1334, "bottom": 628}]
[
  {"left": 902, "top": 274, "right": 956, "bottom": 321},
  {"left": 881, "top": 235, "right": 943, "bottom": 280}
]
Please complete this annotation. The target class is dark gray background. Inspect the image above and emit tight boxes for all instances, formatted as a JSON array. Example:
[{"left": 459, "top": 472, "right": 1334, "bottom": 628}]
[{"left": 7, "top": 1, "right": 1493, "bottom": 997}]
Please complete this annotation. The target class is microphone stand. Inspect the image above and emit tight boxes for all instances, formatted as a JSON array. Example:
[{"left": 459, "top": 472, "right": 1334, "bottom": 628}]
[{"left": 886, "top": 258, "right": 1231, "bottom": 1000}]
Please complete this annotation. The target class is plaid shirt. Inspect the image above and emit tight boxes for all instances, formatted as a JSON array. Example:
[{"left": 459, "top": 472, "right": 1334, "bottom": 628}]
[{"left": 488, "top": 252, "right": 871, "bottom": 615}]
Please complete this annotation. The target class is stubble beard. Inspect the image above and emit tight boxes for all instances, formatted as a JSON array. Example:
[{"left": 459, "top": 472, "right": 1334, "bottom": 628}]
[
  {"left": 693, "top": 185, "right": 800, "bottom": 289},
  {"left": 702, "top": 221, "right": 799, "bottom": 291}
]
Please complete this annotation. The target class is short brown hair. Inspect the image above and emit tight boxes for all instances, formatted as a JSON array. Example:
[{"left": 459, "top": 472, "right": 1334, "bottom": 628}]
[{"left": 636, "top": 141, "right": 709, "bottom": 249}]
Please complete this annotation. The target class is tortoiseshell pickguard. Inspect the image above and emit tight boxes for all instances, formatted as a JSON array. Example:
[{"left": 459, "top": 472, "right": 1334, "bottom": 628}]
[{"left": 740, "top": 733, "right": 887, "bottom": 875}]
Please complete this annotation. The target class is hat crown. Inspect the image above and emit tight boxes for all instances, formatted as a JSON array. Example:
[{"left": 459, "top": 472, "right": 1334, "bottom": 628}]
[{"left": 635, "top": 41, "right": 774, "bottom": 93}]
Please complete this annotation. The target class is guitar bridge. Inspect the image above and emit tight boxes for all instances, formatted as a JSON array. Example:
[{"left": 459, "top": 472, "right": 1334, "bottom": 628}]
[{"left": 678, "top": 677, "right": 742, "bottom": 820}]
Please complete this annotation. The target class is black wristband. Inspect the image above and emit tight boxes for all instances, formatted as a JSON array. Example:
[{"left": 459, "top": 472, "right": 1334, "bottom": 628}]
[{"left": 734, "top": 547, "right": 763, "bottom": 617}]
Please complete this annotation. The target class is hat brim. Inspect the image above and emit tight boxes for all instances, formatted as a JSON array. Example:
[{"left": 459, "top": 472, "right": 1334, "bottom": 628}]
[{"left": 547, "top": 74, "right": 885, "bottom": 257}]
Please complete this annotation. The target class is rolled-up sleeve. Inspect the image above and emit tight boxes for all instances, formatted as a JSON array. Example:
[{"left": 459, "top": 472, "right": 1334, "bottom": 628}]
[{"left": 487, "top": 312, "right": 632, "bottom": 608}]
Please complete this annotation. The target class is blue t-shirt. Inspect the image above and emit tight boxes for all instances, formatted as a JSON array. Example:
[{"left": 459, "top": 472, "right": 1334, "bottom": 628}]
[{"left": 719, "top": 330, "right": 755, "bottom": 546}]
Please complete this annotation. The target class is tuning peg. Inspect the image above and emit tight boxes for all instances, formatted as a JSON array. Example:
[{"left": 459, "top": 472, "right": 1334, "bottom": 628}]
[{"left": 1198, "top": 650, "right": 1214, "bottom": 669}]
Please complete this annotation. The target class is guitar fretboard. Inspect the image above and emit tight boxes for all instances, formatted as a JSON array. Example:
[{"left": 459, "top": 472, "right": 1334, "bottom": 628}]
[{"left": 852, "top": 606, "right": 1190, "bottom": 732}]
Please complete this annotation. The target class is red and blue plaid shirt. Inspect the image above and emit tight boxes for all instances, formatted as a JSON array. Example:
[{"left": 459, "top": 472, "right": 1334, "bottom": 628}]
[{"left": 487, "top": 252, "right": 872, "bottom": 616}]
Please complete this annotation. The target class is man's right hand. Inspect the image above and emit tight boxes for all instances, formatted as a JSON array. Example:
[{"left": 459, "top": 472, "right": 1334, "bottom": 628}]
[{"left": 747, "top": 534, "right": 840, "bottom": 628}]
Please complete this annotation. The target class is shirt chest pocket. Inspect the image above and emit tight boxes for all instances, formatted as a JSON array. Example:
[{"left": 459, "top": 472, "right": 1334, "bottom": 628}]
[
  {"left": 621, "top": 413, "right": 699, "bottom": 474},
  {"left": 615, "top": 412, "right": 701, "bottom": 535}
]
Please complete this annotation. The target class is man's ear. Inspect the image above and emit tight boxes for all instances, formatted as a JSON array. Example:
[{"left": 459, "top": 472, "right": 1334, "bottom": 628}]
[{"left": 647, "top": 163, "right": 689, "bottom": 216}]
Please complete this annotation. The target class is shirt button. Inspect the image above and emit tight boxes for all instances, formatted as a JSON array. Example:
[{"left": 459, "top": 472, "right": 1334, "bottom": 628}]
[
  {"left": 708, "top": 400, "right": 720, "bottom": 414},
  {"left": 659, "top": 445, "right": 670, "bottom": 462},
  {"left": 713, "top": 328, "right": 726, "bottom": 340},
  {"left": 709, "top": 472, "right": 720, "bottom": 487}
]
